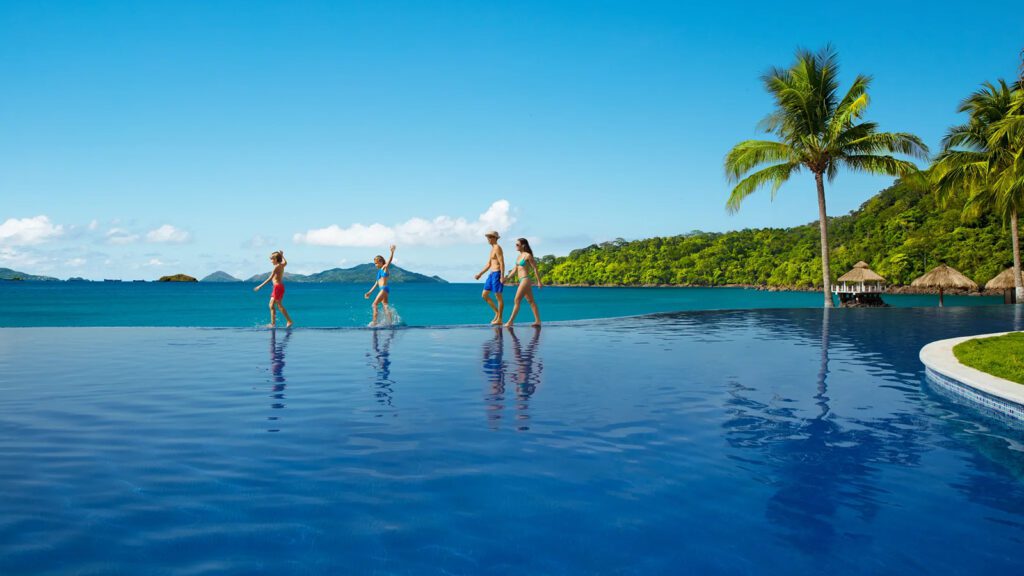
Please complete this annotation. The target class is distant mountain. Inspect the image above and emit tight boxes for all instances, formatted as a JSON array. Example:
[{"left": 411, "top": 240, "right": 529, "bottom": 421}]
[
  {"left": 201, "top": 271, "right": 242, "bottom": 282},
  {"left": 0, "top": 267, "right": 59, "bottom": 282},
  {"left": 158, "top": 274, "right": 198, "bottom": 282},
  {"left": 242, "top": 271, "right": 312, "bottom": 283},
  {"left": 243, "top": 264, "right": 446, "bottom": 284}
]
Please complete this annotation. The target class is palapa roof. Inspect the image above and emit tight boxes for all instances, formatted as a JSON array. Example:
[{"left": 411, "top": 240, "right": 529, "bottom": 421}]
[
  {"left": 837, "top": 261, "right": 885, "bottom": 283},
  {"left": 984, "top": 267, "right": 1024, "bottom": 290},
  {"left": 911, "top": 264, "right": 979, "bottom": 290}
]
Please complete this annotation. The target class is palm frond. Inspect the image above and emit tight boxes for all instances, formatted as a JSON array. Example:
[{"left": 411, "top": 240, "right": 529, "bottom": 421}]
[
  {"left": 841, "top": 155, "right": 920, "bottom": 178},
  {"left": 826, "top": 74, "right": 871, "bottom": 145},
  {"left": 724, "top": 140, "right": 795, "bottom": 181},
  {"left": 843, "top": 132, "right": 930, "bottom": 159},
  {"left": 989, "top": 115, "right": 1024, "bottom": 147},
  {"left": 941, "top": 122, "right": 988, "bottom": 152},
  {"left": 726, "top": 162, "right": 801, "bottom": 213}
]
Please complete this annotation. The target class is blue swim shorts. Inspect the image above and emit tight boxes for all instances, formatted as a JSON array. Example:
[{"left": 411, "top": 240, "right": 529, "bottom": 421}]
[{"left": 483, "top": 271, "right": 504, "bottom": 293}]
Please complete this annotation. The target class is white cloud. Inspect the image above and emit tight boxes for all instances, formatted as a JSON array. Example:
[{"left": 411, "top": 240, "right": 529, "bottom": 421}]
[
  {"left": 0, "top": 247, "right": 38, "bottom": 268},
  {"left": 146, "top": 224, "right": 191, "bottom": 244},
  {"left": 106, "top": 228, "right": 139, "bottom": 245},
  {"left": 66, "top": 257, "right": 87, "bottom": 267},
  {"left": 294, "top": 200, "right": 515, "bottom": 247},
  {"left": 242, "top": 234, "right": 276, "bottom": 249},
  {"left": 0, "top": 215, "right": 64, "bottom": 246},
  {"left": 88, "top": 219, "right": 99, "bottom": 231},
  {"left": 145, "top": 258, "right": 165, "bottom": 267}
]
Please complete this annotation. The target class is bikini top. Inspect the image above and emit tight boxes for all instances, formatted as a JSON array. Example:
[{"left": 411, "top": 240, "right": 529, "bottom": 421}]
[{"left": 377, "top": 268, "right": 388, "bottom": 280}]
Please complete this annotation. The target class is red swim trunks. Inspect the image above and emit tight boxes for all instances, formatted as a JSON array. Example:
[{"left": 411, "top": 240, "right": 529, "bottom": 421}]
[{"left": 271, "top": 284, "right": 285, "bottom": 301}]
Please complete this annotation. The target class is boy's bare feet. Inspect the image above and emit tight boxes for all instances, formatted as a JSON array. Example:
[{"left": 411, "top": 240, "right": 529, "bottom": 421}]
[{"left": 490, "top": 318, "right": 502, "bottom": 325}]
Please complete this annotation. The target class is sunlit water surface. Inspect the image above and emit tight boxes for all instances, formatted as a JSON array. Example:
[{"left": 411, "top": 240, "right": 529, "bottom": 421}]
[{"left": 2, "top": 307, "right": 1024, "bottom": 574}]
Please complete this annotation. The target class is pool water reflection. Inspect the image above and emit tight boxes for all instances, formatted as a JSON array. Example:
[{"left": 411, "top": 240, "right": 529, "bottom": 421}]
[{"left": 2, "top": 307, "right": 1024, "bottom": 574}]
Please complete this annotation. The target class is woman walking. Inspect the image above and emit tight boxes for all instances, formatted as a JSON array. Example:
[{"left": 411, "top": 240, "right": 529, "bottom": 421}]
[{"left": 504, "top": 238, "right": 542, "bottom": 327}]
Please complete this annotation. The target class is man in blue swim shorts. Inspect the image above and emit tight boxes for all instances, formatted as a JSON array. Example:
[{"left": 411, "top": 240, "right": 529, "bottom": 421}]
[{"left": 474, "top": 230, "right": 506, "bottom": 325}]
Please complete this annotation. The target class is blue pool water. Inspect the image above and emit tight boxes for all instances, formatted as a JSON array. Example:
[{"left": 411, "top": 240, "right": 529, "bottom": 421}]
[
  {"left": 2, "top": 307, "right": 1024, "bottom": 574},
  {"left": 0, "top": 282, "right": 1001, "bottom": 327}
]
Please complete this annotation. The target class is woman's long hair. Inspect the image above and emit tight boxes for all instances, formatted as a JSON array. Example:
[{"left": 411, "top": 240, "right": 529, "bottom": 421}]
[{"left": 516, "top": 238, "right": 534, "bottom": 256}]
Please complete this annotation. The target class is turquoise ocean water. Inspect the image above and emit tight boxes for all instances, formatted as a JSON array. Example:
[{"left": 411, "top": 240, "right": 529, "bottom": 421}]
[{"left": 0, "top": 282, "right": 1002, "bottom": 327}]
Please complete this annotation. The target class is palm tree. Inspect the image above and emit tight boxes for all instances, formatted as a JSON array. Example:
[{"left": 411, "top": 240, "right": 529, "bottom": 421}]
[
  {"left": 933, "top": 80, "right": 1024, "bottom": 302},
  {"left": 725, "top": 47, "right": 929, "bottom": 307}
]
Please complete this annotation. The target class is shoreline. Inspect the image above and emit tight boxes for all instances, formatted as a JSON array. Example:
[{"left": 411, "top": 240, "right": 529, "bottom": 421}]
[
  {"left": 544, "top": 283, "right": 1001, "bottom": 296},
  {"left": 3, "top": 280, "right": 1002, "bottom": 297}
]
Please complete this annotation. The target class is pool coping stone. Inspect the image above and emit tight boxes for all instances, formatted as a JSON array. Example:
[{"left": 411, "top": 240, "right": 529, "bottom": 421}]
[{"left": 920, "top": 331, "right": 1024, "bottom": 410}]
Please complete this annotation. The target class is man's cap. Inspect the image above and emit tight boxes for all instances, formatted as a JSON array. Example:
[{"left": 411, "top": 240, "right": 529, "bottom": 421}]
[{"left": 484, "top": 231, "right": 500, "bottom": 239}]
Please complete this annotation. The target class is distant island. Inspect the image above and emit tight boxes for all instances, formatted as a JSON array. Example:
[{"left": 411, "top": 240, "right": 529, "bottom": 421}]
[
  {"left": 0, "top": 267, "right": 59, "bottom": 282},
  {"left": 201, "top": 271, "right": 242, "bottom": 282},
  {"left": 0, "top": 264, "right": 446, "bottom": 284},
  {"left": 242, "top": 264, "right": 446, "bottom": 284}
]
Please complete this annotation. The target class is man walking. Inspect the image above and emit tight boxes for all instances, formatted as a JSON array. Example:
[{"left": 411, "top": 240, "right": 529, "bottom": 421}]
[{"left": 474, "top": 231, "right": 506, "bottom": 325}]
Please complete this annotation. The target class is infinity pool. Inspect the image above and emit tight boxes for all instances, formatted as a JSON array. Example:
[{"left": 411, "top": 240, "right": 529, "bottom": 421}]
[{"left": 2, "top": 307, "right": 1024, "bottom": 574}]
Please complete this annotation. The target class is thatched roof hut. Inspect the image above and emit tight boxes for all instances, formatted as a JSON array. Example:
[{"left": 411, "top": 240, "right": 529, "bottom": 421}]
[
  {"left": 984, "top": 267, "right": 1024, "bottom": 290},
  {"left": 837, "top": 261, "right": 885, "bottom": 283},
  {"left": 911, "top": 264, "right": 978, "bottom": 306}
]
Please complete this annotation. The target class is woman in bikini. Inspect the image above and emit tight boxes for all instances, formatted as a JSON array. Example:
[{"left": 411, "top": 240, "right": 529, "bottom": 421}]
[
  {"left": 504, "top": 238, "right": 542, "bottom": 327},
  {"left": 364, "top": 245, "right": 396, "bottom": 326}
]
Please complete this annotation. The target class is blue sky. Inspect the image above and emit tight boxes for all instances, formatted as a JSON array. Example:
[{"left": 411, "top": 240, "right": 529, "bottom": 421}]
[{"left": 1, "top": 1, "right": 1020, "bottom": 280}]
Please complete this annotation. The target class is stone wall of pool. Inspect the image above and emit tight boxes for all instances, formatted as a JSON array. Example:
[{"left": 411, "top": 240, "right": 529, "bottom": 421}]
[{"left": 920, "top": 332, "right": 1024, "bottom": 422}]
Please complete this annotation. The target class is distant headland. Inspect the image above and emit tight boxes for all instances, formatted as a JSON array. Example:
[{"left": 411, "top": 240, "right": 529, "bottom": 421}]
[{"left": 1, "top": 264, "right": 447, "bottom": 284}]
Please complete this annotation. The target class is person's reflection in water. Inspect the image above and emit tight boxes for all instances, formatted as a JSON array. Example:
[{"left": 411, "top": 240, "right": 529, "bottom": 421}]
[
  {"left": 267, "top": 329, "right": 291, "bottom": 433},
  {"left": 367, "top": 329, "right": 397, "bottom": 417},
  {"left": 507, "top": 326, "right": 543, "bottom": 431},
  {"left": 723, "top": 308, "right": 889, "bottom": 555},
  {"left": 482, "top": 326, "right": 506, "bottom": 429}
]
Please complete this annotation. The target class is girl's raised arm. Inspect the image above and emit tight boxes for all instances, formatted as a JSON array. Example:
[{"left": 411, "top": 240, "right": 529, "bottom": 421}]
[{"left": 385, "top": 245, "right": 396, "bottom": 269}]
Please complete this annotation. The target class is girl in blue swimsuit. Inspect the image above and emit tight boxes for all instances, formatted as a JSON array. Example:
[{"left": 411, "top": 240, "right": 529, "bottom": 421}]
[
  {"left": 504, "top": 238, "right": 543, "bottom": 326},
  {"left": 365, "top": 245, "right": 396, "bottom": 326}
]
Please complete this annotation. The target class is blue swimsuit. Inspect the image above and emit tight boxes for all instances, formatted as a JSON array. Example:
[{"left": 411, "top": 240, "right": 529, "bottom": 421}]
[{"left": 377, "top": 268, "right": 390, "bottom": 293}]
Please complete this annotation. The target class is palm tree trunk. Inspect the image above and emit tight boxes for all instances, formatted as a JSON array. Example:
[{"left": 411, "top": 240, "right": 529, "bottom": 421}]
[
  {"left": 815, "top": 172, "right": 834, "bottom": 308},
  {"left": 1013, "top": 209, "right": 1023, "bottom": 304}
]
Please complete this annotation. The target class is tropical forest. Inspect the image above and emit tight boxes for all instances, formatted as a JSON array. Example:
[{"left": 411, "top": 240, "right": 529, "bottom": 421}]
[
  {"left": 536, "top": 180, "right": 1009, "bottom": 288},
  {"left": 538, "top": 47, "right": 1024, "bottom": 301}
]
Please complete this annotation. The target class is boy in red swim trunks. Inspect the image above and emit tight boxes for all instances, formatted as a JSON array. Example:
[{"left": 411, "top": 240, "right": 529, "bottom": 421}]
[{"left": 254, "top": 250, "right": 293, "bottom": 328}]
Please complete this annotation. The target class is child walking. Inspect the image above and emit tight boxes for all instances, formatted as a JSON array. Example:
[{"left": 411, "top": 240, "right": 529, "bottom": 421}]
[
  {"left": 364, "top": 245, "right": 396, "bottom": 326},
  {"left": 254, "top": 250, "right": 293, "bottom": 328}
]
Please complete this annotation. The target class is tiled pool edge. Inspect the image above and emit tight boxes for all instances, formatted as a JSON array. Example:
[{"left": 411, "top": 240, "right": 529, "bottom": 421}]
[{"left": 920, "top": 332, "right": 1024, "bottom": 421}]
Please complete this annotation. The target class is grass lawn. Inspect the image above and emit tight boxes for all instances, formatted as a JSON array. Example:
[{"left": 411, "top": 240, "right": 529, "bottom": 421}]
[{"left": 953, "top": 332, "right": 1024, "bottom": 384}]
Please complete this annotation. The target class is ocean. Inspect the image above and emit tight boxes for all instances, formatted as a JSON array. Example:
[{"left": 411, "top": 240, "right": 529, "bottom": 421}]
[{"left": 0, "top": 281, "right": 1003, "bottom": 327}]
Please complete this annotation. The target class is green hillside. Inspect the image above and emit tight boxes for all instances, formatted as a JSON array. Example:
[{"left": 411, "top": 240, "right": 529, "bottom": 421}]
[
  {"left": 243, "top": 264, "right": 445, "bottom": 284},
  {"left": 537, "top": 181, "right": 1011, "bottom": 288},
  {"left": 0, "top": 267, "right": 59, "bottom": 282}
]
